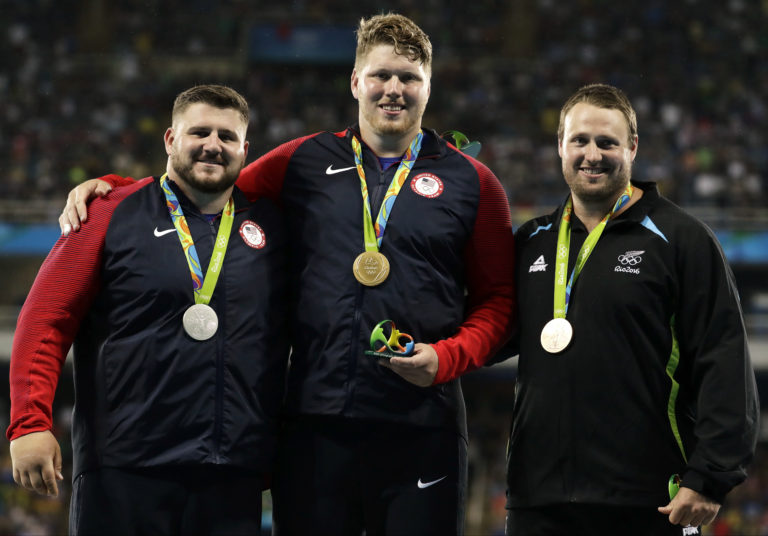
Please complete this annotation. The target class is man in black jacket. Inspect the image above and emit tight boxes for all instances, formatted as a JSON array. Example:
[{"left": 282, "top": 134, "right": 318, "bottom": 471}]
[
  {"left": 505, "top": 83, "right": 758, "bottom": 535},
  {"left": 8, "top": 85, "right": 288, "bottom": 535}
]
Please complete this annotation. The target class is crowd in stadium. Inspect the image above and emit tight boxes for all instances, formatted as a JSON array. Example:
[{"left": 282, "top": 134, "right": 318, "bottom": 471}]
[{"left": 3, "top": 0, "right": 766, "bottom": 210}]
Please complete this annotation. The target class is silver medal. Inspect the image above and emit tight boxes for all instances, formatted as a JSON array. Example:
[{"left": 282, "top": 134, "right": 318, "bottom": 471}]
[
  {"left": 183, "top": 303, "right": 219, "bottom": 341},
  {"left": 540, "top": 318, "right": 573, "bottom": 354}
]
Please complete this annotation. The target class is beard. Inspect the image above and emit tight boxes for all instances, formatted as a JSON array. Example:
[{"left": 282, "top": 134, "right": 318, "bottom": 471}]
[
  {"left": 361, "top": 100, "right": 426, "bottom": 138},
  {"left": 562, "top": 159, "right": 633, "bottom": 206},
  {"left": 170, "top": 149, "right": 240, "bottom": 194}
]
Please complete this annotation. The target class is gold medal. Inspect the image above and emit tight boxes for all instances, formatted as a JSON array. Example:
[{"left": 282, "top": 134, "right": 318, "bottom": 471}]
[
  {"left": 353, "top": 251, "right": 390, "bottom": 286},
  {"left": 540, "top": 318, "right": 573, "bottom": 354}
]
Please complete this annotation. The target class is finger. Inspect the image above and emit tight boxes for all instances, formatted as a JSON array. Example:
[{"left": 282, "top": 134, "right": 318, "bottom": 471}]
[
  {"left": 63, "top": 191, "right": 81, "bottom": 230},
  {"left": 12, "top": 467, "right": 21, "bottom": 486},
  {"left": 20, "top": 469, "right": 44, "bottom": 495},
  {"left": 58, "top": 212, "right": 71, "bottom": 236},
  {"left": 389, "top": 356, "right": 416, "bottom": 367},
  {"left": 42, "top": 466, "right": 59, "bottom": 496},
  {"left": 31, "top": 468, "right": 52, "bottom": 496},
  {"left": 94, "top": 183, "right": 113, "bottom": 197},
  {"left": 19, "top": 470, "right": 34, "bottom": 491},
  {"left": 74, "top": 189, "right": 88, "bottom": 224},
  {"left": 62, "top": 202, "right": 81, "bottom": 232},
  {"left": 667, "top": 505, "right": 683, "bottom": 525},
  {"left": 54, "top": 443, "right": 64, "bottom": 482}
]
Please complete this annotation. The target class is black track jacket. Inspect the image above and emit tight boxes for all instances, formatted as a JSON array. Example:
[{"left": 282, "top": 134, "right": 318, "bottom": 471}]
[{"left": 507, "top": 181, "right": 758, "bottom": 507}]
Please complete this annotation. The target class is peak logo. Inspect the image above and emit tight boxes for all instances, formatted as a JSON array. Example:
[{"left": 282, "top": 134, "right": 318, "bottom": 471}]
[{"left": 529, "top": 255, "right": 548, "bottom": 273}]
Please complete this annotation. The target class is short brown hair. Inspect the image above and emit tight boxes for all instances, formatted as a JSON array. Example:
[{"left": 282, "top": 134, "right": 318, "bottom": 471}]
[
  {"left": 558, "top": 84, "right": 637, "bottom": 144},
  {"left": 355, "top": 13, "right": 432, "bottom": 74},
  {"left": 172, "top": 84, "right": 250, "bottom": 127}
]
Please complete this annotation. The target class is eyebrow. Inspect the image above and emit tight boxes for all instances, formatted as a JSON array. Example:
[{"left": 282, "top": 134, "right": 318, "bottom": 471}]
[
  {"left": 369, "top": 68, "right": 423, "bottom": 79},
  {"left": 570, "top": 133, "right": 621, "bottom": 143},
  {"left": 188, "top": 126, "right": 240, "bottom": 138}
]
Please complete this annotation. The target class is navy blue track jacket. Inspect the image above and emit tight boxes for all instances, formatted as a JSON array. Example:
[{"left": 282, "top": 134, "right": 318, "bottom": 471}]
[{"left": 9, "top": 177, "right": 289, "bottom": 479}]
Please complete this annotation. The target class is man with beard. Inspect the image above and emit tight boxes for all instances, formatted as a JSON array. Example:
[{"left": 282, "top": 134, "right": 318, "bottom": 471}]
[
  {"left": 505, "top": 83, "right": 758, "bottom": 535},
  {"left": 57, "top": 13, "right": 515, "bottom": 535},
  {"left": 8, "top": 85, "right": 288, "bottom": 534}
]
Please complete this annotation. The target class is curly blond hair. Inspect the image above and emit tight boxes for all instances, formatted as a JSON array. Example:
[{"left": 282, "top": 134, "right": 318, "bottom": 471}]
[{"left": 355, "top": 13, "right": 432, "bottom": 74}]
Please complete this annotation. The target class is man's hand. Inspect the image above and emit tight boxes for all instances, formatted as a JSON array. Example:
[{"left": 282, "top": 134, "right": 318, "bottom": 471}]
[
  {"left": 381, "top": 343, "right": 438, "bottom": 387},
  {"left": 658, "top": 486, "right": 720, "bottom": 527},
  {"left": 59, "top": 179, "right": 112, "bottom": 235},
  {"left": 10, "top": 430, "right": 64, "bottom": 497}
]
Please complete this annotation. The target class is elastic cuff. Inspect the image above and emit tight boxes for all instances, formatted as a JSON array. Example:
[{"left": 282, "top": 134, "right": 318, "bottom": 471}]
[{"left": 681, "top": 469, "right": 726, "bottom": 504}]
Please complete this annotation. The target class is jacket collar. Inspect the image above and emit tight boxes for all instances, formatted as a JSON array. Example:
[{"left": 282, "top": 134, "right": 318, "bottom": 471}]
[
  {"left": 156, "top": 175, "right": 249, "bottom": 217},
  {"left": 550, "top": 181, "right": 661, "bottom": 231},
  {"left": 343, "top": 125, "right": 445, "bottom": 159}
]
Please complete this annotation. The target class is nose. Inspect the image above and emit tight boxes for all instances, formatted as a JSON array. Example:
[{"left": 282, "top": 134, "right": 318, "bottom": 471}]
[
  {"left": 202, "top": 133, "right": 223, "bottom": 153},
  {"left": 384, "top": 76, "right": 403, "bottom": 97},
  {"left": 584, "top": 141, "right": 601, "bottom": 162}
]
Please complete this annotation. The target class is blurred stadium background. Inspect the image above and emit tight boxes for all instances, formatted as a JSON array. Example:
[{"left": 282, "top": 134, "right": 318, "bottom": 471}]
[{"left": 1, "top": 1, "right": 767, "bottom": 534}]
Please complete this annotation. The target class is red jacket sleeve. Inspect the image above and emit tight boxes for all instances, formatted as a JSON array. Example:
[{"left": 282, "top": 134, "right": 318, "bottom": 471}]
[
  {"left": 98, "top": 173, "right": 137, "bottom": 188},
  {"left": 432, "top": 160, "right": 516, "bottom": 384},
  {"left": 7, "top": 181, "right": 149, "bottom": 440},
  {"left": 235, "top": 134, "right": 318, "bottom": 202}
]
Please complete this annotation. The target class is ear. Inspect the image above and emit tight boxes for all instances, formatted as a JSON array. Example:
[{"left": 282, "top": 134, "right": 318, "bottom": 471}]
[
  {"left": 350, "top": 69, "right": 360, "bottom": 99},
  {"left": 557, "top": 138, "right": 564, "bottom": 159},
  {"left": 242, "top": 140, "right": 249, "bottom": 162},
  {"left": 629, "top": 135, "right": 638, "bottom": 162},
  {"left": 164, "top": 127, "right": 175, "bottom": 156}
]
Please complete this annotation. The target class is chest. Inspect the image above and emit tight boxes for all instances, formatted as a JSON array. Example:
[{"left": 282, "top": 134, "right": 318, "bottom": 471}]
[
  {"left": 518, "top": 224, "right": 677, "bottom": 321},
  {"left": 281, "top": 146, "right": 479, "bottom": 257}
]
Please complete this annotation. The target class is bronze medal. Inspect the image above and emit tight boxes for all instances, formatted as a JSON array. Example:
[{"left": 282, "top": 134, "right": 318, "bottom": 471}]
[
  {"left": 353, "top": 251, "right": 390, "bottom": 286},
  {"left": 183, "top": 303, "right": 219, "bottom": 341},
  {"left": 540, "top": 318, "right": 573, "bottom": 354}
]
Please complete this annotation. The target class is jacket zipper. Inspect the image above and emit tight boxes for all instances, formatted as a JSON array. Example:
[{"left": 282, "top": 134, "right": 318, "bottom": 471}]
[
  {"left": 208, "top": 214, "right": 225, "bottom": 461},
  {"left": 343, "top": 283, "right": 365, "bottom": 413},
  {"left": 343, "top": 160, "right": 389, "bottom": 412}
]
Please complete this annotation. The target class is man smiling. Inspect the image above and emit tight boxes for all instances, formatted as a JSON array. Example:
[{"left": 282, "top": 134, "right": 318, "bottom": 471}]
[
  {"left": 9, "top": 85, "right": 288, "bottom": 535},
  {"left": 505, "top": 83, "right": 757, "bottom": 535}
]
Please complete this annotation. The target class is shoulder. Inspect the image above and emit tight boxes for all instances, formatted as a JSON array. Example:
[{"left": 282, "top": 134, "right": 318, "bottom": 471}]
[
  {"left": 274, "top": 130, "right": 341, "bottom": 156},
  {"left": 644, "top": 194, "right": 718, "bottom": 244},
  {"left": 515, "top": 210, "right": 559, "bottom": 242},
  {"left": 89, "top": 176, "right": 155, "bottom": 222}
]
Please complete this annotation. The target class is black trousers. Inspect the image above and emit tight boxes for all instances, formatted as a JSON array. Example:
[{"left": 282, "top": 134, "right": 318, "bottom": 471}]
[
  {"left": 506, "top": 503, "right": 700, "bottom": 536},
  {"left": 272, "top": 416, "right": 467, "bottom": 536},
  {"left": 69, "top": 465, "right": 264, "bottom": 536}
]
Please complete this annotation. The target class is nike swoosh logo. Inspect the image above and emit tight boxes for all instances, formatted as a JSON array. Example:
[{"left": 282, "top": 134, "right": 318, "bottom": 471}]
[
  {"left": 154, "top": 227, "right": 176, "bottom": 237},
  {"left": 417, "top": 476, "right": 447, "bottom": 489},
  {"left": 326, "top": 165, "right": 356, "bottom": 175}
]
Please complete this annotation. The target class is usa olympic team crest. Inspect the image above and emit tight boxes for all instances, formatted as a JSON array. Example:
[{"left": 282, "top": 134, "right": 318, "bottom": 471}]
[
  {"left": 239, "top": 220, "right": 266, "bottom": 249},
  {"left": 410, "top": 173, "right": 444, "bottom": 198}
]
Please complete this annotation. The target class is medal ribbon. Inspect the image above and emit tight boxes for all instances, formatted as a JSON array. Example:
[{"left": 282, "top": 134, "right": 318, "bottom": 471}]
[
  {"left": 159, "top": 174, "right": 234, "bottom": 304},
  {"left": 554, "top": 184, "right": 634, "bottom": 317},
  {"left": 352, "top": 130, "right": 423, "bottom": 251}
]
